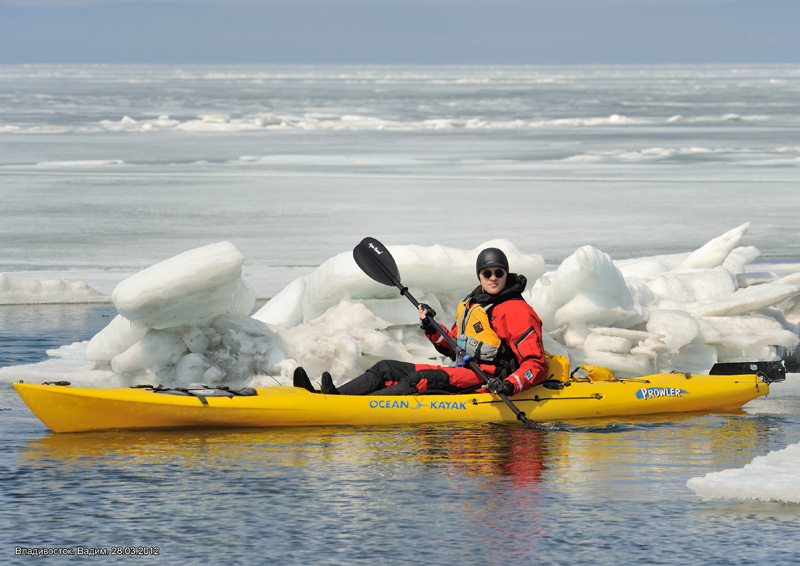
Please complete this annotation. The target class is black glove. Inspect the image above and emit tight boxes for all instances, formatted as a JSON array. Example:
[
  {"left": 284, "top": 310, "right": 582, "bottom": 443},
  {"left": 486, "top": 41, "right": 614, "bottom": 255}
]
[
  {"left": 419, "top": 303, "right": 437, "bottom": 330},
  {"left": 486, "top": 377, "right": 514, "bottom": 396}
]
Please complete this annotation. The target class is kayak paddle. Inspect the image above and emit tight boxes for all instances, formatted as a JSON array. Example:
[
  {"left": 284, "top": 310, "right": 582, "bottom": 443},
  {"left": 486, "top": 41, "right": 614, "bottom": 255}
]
[{"left": 353, "top": 236, "right": 536, "bottom": 428}]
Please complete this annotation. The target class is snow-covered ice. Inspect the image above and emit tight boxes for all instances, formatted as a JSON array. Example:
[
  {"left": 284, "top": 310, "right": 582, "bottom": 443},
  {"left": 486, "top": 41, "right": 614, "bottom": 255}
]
[
  {"left": 1, "top": 222, "right": 797, "bottom": 392},
  {"left": 0, "top": 273, "right": 105, "bottom": 305}
]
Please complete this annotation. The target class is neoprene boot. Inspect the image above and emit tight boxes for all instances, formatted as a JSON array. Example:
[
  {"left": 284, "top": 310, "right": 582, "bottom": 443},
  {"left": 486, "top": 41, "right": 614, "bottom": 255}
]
[
  {"left": 293, "top": 367, "right": 315, "bottom": 393},
  {"left": 321, "top": 372, "right": 339, "bottom": 395}
]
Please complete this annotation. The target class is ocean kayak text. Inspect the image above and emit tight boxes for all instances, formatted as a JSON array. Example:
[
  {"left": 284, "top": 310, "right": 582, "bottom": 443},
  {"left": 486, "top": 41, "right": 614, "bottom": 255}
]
[{"left": 369, "top": 400, "right": 467, "bottom": 410}]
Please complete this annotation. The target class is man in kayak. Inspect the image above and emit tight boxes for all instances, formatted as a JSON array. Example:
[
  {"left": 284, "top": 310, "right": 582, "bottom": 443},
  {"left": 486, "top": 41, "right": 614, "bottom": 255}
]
[{"left": 294, "top": 247, "right": 548, "bottom": 396}]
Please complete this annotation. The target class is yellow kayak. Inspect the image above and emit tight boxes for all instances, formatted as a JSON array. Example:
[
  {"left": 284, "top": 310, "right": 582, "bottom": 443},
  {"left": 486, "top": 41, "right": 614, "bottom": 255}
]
[{"left": 13, "top": 360, "right": 784, "bottom": 433}]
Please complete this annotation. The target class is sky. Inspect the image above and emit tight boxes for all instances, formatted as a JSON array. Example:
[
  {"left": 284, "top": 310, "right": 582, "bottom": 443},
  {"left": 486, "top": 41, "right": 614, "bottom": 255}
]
[{"left": 0, "top": 0, "right": 798, "bottom": 65}]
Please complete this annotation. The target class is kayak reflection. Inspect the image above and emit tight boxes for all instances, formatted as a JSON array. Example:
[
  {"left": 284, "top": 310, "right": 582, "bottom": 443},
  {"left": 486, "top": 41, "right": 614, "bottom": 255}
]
[
  {"left": 20, "top": 411, "right": 772, "bottom": 491},
  {"left": 20, "top": 424, "right": 547, "bottom": 484}
]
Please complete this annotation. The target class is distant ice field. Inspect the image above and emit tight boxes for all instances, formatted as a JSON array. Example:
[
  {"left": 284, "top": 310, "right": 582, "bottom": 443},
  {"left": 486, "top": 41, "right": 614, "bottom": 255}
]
[{"left": 1, "top": 63, "right": 798, "bottom": 298}]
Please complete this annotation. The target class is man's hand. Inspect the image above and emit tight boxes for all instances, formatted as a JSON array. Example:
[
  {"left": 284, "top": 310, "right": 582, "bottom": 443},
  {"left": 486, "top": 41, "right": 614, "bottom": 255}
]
[
  {"left": 486, "top": 377, "right": 514, "bottom": 396},
  {"left": 419, "top": 303, "right": 437, "bottom": 329}
]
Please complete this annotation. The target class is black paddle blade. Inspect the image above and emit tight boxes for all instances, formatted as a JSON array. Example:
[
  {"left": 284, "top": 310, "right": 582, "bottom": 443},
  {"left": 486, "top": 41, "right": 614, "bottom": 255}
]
[{"left": 353, "top": 237, "right": 402, "bottom": 288}]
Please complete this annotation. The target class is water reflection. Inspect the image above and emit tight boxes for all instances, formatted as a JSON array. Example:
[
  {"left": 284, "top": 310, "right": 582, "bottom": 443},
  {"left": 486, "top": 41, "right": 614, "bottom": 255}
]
[
  {"left": 20, "top": 411, "right": 776, "bottom": 480},
  {"left": 20, "top": 424, "right": 548, "bottom": 479},
  {"left": 410, "top": 425, "right": 547, "bottom": 484}
]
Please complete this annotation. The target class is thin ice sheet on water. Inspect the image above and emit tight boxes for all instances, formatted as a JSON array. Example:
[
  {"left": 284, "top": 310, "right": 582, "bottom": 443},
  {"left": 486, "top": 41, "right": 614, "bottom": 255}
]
[{"left": 687, "top": 441, "right": 800, "bottom": 504}]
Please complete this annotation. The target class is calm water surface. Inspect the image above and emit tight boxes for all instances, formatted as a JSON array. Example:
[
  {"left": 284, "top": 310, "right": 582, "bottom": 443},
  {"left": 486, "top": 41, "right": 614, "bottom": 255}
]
[
  {"left": 2, "top": 306, "right": 800, "bottom": 565},
  {"left": 0, "top": 304, "right": 116, "bottom": 367}
]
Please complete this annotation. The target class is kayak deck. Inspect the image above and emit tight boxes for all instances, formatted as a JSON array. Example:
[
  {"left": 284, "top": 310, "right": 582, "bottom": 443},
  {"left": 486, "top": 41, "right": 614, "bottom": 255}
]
[{"left": 13, "top": 367, "right": 776, "bottom": 433}]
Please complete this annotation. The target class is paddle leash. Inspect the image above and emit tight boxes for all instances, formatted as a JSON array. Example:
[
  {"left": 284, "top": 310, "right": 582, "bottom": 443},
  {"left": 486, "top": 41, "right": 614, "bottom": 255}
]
[{"left": 353, "top": 236, "right": 536, "bottom": 427}]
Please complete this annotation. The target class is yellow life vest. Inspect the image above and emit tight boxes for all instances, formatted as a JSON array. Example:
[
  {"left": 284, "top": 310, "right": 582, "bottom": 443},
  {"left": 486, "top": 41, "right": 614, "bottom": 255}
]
[{"left": 455, "top": 301, "right": 503, "bottom": 363}]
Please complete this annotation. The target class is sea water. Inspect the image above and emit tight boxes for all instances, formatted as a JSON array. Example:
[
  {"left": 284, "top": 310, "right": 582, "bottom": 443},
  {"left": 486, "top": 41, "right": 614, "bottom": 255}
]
[{"left": 2, "top": 64, "right": 800, "bottom": 564}]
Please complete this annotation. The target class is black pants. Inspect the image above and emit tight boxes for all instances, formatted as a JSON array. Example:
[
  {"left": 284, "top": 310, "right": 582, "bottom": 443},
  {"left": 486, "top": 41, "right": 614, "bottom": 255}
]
[{"left": 338, "top": 359, "right": 458, "bottom": 395}]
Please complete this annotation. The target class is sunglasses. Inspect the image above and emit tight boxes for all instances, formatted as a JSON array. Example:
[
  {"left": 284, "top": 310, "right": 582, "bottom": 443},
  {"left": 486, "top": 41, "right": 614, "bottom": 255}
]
[{"left": 480, "top": 268, "right": 507, "bottom": 279}]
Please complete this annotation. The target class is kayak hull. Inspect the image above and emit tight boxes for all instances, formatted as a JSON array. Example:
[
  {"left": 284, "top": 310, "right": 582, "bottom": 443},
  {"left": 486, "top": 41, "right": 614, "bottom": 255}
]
[{"left": 14, "top": 372, "right": 770, "bottom": 433}]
